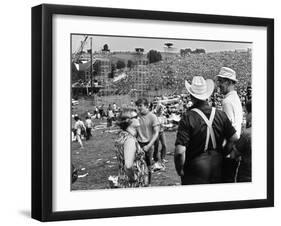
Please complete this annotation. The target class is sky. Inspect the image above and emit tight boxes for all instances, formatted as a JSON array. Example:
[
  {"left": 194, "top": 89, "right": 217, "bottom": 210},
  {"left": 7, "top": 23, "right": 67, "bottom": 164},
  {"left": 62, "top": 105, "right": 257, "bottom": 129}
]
[{"left": 71, "top": 34, "right": 252, "bottom": 54}]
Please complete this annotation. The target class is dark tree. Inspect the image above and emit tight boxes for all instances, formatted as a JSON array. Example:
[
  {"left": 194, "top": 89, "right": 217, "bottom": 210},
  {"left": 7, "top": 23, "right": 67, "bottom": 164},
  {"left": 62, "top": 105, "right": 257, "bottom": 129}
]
[
  {"left": 102, "top": 44, "right": 110, "bottom": 52},
  {"left": 180, "top": 48, "right": 192, "bottom": 57},
  {"left": 192, "top": 48, "right": 206, "bottom": 54},
  {"left": 147, "top": 49, "right": 162, "bottom": 64},
  {"left": 135, "top": 48, "right": 144, "bottom": 54},
  {"left": 127, "top": 60, "right": 134, "bottom": 69},
  {"left": 116, "top": 60, "right": 126, "bottom": 69},
  {"left": 180, "top": 49, "right": 185, "bottom": 57}
]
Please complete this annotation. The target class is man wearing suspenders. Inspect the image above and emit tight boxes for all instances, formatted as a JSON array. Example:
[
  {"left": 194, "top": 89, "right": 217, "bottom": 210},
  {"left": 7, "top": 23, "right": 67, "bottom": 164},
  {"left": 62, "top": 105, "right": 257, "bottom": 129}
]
[{"left": 174, "top": 76, "right": 238, "bottom": 185}]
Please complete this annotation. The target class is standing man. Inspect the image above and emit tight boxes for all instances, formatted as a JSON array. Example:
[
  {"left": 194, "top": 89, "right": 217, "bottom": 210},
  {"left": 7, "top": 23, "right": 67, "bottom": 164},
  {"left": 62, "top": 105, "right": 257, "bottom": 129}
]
[
  {"left": 216, "top": 67, "right": 243, "bottom": 182},
  {"left": 154, "top": 104, "right": 168, "bottom": 165},
  {"left": 107, "top": 104, "right": 114, "bottom": 128},
  {"left": 85, "top": 116, "right": 93, "bottom": 140},
  {"left": 135, "top": 98, "right": 160, "bottom": 185},
  {"left": 174, "top": 76, "right": 238, "bottom": 185},
  {"left": 216, "top": 67, "right": 243, "bottom": 138}
]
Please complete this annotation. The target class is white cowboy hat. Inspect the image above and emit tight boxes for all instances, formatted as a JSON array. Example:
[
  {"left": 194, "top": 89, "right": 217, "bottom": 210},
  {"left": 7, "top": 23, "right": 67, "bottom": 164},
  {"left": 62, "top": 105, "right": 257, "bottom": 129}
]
[
  {"left": 216, "top": 67, "right": 238, "bottom": 82},
  {"left": 185, "top": 76, "right": 214, "bottom": 100}
]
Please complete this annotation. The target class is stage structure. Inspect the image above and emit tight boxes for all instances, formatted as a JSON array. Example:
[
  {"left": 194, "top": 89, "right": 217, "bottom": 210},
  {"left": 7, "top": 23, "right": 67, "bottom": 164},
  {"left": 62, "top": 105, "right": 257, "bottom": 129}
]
[{"left": 132, "top": 48, "right": 149, "bottom": 100}]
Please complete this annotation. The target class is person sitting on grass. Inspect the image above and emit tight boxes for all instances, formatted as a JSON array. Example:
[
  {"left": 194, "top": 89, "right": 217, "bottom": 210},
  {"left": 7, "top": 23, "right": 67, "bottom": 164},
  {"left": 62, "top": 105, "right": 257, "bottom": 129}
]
[{"left": 114, "top": 110, "right": 149, "bottom": 188}]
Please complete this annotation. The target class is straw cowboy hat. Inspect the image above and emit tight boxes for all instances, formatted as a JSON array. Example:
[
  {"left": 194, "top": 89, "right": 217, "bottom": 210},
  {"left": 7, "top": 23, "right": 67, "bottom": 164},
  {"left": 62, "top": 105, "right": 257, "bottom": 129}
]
[
  {"left": 185, "top": 76, "right": 214, "bottom": 100},
  {"left": 216, "top": 67, "right": 238, "bottom": 82}
]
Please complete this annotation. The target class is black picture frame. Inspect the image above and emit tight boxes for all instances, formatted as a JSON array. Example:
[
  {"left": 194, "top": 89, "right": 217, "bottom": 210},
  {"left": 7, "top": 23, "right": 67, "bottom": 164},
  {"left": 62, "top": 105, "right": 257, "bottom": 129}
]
[{"left": 31, "top": 3, "right": 274, "bottom": 222}]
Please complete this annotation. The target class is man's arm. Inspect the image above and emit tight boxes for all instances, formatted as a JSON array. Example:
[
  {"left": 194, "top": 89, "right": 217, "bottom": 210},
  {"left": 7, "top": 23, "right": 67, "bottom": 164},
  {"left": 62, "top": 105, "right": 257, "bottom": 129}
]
[
  {"left": 81, "top": 121, "right": 86, "bottom": 130},
  {"left": 223, "top": 102, "right": 235, "bottom": 124},
  {"left": 224, "top": 133, "right": 239, "bottom": 157},
  {"left": 174, "top": 145, "right": 186, "bottom": 176}
]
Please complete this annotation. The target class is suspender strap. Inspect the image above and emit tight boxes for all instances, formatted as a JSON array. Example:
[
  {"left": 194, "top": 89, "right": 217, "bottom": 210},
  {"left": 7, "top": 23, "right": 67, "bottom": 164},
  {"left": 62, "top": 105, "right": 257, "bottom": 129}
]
[{"left": 191, "top": 108, "right": 217, "bottom": 151}]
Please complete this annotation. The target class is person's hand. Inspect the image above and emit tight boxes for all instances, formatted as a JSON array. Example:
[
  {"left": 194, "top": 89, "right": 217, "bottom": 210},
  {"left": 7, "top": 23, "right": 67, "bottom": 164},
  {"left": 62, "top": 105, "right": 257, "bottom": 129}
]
[
  {"left": 143, "top": 145, "right": 150, "bottom": 152},
  {"left": 178, "top": 169, "right": 184, "bottom": 177},
  {"left": 227, "top": 146, "right": 241, "bottom": 160}
]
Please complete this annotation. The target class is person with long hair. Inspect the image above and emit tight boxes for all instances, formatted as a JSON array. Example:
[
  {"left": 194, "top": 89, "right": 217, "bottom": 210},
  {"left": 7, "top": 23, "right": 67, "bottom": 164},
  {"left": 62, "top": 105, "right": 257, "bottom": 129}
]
[{"left": 114, "top": 110, "right": 149, "bottom": 188}]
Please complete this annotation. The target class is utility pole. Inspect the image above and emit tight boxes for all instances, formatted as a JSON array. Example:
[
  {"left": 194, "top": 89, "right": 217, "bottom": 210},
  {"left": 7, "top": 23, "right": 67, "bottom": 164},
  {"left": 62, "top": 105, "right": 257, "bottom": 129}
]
[{"left": 90, "top": 37, "right": 93, "bottom": 93}]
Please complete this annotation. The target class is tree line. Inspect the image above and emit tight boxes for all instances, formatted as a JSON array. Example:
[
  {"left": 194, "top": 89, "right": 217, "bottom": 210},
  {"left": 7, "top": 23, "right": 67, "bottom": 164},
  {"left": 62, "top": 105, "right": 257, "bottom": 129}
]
[{"left": 180, "top": 48, "right": 206, "bottom": 56}]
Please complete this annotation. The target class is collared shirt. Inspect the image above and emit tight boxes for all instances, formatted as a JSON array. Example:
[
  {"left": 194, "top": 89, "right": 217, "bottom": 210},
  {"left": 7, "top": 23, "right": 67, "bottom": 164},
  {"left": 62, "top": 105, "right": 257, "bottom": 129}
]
[
  {"left": 222, "top": 90, "right": 243, "bottom": 138},
  {"left": 175, "top": 102, "right": 236, "bottom": 160},
  {"left": 137, "top": 111, "right": 159, "bottom": 143}
]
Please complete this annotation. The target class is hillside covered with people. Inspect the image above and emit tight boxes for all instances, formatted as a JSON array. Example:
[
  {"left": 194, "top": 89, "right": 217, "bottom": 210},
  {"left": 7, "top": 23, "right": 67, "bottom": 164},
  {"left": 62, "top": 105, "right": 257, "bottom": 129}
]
[{"left": 111, "top": 50, "right": 251, "bottom": 96}]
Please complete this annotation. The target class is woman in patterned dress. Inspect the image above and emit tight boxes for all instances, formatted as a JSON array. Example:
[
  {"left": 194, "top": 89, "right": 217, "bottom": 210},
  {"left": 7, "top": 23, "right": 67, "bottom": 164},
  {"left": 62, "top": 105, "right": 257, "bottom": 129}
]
[{"left": 115, "top": 110, "right": 149, "bottom": 188}]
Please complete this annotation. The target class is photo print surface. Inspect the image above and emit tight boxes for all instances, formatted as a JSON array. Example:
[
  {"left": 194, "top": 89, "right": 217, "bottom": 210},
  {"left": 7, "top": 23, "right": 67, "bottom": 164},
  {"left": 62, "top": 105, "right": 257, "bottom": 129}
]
[{"left": 71, "top": 34, "right": 252, "bottom": 190}]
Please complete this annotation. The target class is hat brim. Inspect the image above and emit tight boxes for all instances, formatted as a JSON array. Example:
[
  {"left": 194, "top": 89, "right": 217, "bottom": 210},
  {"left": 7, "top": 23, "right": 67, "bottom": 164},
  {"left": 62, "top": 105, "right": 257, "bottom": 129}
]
[
  {"left": 216, "top": 74, "right": 238, "bottom": 82},
  {"left": 185, "top": 79, "right": 215, "bottom": 100}
]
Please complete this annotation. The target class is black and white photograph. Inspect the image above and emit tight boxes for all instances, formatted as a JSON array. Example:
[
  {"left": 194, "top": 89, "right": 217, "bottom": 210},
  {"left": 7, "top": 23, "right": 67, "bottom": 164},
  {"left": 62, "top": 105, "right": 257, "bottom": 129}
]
[
  {"left": 0, "top": 0, "right": 278, "bottom": 224},
  {"left": 71, "top": 34, "right": 252, "bottom": 190},
  {"left": 30, "top": 3, "right": 274, "bottom": 221}
]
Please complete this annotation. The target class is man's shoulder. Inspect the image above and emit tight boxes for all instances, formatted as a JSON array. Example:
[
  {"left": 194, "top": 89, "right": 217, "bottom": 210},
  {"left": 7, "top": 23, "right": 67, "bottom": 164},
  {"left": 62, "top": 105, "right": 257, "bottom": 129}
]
[
  {"left": 147, "top": 111, "right": 157, "bottom": 118},
  {"left": 181, "top": 108, "right": 200, "bottom": 120},
  {"left": 222, "top": 94, "right": 232, "bottom": 104},
  {"left": 139, "top": 111, "right": 156, "bottom": 121},
  {"left": 189, "top": 104, "right": 212, "bottom": 114},
  {"left": 214, "top": 108, "right": 228, "bottom": 118},
  {"left": 225, "top": 90, "right": 240, "bottom": 101}
]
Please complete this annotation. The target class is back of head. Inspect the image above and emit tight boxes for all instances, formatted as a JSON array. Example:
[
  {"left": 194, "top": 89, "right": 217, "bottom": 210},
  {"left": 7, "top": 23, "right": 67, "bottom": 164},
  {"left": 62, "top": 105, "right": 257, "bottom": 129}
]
[{"left": 116, "top": 110, "right": 137, "bottom": 131}]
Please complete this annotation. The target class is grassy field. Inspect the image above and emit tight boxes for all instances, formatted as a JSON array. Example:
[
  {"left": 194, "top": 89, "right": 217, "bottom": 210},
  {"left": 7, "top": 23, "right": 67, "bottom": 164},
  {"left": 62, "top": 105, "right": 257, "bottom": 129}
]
[{"left": 71, "top": 120, "right": 181, "bottom": 190}]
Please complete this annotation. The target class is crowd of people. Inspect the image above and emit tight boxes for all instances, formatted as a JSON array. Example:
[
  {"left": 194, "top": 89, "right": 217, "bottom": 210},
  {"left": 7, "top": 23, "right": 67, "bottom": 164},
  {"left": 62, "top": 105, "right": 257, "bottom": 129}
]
[
  {"left": 72, "top": 65, "right": 252, "bottom": 188},
  {"left": 111, "top": 50, "right": 251, "bottom": 97},
  {"left": 105, "top": 67, "right": 251, "bottom": 187}
]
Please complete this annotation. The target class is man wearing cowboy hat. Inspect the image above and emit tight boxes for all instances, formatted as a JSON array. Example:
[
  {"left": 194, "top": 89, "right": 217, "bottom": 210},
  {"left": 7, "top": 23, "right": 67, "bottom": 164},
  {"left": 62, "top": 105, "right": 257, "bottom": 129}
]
[
  {"left": 216, "top": 67, "right": 243, "bottom": 182},
  {"left": 174, "top": 76, "right": 238, "bottom": 185}
]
